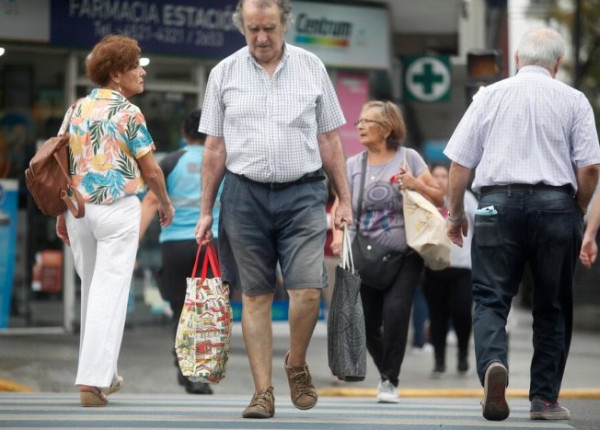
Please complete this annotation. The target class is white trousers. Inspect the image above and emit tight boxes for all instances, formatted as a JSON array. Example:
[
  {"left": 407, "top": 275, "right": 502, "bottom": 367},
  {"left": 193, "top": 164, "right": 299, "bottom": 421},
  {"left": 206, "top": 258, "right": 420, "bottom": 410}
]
[{"left": 66, "top": 196, "right": 140, "bottom": 388}]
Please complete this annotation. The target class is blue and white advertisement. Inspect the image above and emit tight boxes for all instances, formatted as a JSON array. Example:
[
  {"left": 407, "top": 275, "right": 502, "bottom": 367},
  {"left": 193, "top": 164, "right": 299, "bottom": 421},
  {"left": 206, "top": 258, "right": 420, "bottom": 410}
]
[
  {"left": 50, "top": 0, "right": 245, "bottom": 59},
  {"left": 0, "top": 179, "right": 18, "bottom": 328}
]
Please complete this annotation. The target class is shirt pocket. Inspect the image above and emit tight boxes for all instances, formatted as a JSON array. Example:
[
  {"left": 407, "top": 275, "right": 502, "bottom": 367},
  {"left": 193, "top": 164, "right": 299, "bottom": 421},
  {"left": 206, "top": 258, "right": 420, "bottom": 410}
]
[{"left": 275, "top": 93, "right": 317, "bottom": 129}]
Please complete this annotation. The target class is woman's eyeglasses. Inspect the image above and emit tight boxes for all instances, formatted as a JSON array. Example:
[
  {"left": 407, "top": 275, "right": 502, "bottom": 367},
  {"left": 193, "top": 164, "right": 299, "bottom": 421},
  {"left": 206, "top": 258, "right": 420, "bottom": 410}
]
[{"left": 354, "top": 118, "right": 383, "bottom": 126}]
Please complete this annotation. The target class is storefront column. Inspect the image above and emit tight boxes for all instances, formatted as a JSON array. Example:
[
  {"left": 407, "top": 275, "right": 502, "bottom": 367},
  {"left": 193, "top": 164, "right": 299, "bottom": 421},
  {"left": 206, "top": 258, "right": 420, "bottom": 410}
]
[{"left": 63, "top": 52, "right": 78, "bottom": 334}]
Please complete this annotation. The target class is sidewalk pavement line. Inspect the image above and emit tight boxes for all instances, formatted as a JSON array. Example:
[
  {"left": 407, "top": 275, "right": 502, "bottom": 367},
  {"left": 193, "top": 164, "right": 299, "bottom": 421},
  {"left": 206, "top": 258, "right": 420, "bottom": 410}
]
[
  {"left": 318, "top": 387, "right": 600, "bottom": 399},
  {"left": 0, "top": 378, "right": 33, "bottom": 393}
]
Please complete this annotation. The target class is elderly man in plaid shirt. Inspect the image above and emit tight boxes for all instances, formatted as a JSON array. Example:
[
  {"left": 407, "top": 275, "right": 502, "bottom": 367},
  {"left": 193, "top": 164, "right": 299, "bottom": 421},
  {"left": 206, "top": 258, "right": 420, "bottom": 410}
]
[
  {"left": 445, "top": 28, "right": 600, "bottom": 422},
  {"left": 194, "top": 0, "right": 352, "bottom": 419}
]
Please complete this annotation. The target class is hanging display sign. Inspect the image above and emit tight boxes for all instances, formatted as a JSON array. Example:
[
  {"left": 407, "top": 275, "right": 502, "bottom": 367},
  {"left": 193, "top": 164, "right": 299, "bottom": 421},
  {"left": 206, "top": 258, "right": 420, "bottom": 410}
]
[
  {"left": 48, "top": 0, "right": 244, "bottom": 58},
  {"left": 0, "top": 0, "right": 50, "bottom": 42},
  {"left": 336, "top": 72, "right": 370, "bottom": 157},
  {"left": 403, "top": 56, "right": 452, "bottom": 102},
  {"left": 285, "top": 1, "right": 390, "bottom": 70}
]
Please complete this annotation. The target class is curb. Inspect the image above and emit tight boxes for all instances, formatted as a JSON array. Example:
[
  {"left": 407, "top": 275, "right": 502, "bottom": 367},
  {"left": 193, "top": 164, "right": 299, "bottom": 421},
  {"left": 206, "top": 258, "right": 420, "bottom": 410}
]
[
  {"left": 0, "top": 378, "right": 33, "bottom": 393},
  {"left": 318, "top": 387, "right": 600, "bottom": 399}
]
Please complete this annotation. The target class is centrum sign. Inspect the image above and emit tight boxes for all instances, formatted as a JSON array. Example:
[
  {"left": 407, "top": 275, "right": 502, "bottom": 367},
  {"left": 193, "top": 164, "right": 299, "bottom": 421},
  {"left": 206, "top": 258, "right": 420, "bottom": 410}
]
[
  {"left": 404, "top": 56, "right": 451, "bottom": 102},
  {"left": 285, "top": 1, "right": 389, "bottom": 70},
  {"left": 294, "top": 14, "right": 352, "bottom": 47}
]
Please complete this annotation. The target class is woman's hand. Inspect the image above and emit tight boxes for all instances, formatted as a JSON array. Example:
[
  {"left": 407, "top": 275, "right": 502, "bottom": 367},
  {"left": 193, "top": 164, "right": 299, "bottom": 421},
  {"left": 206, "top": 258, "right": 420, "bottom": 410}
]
[
  {"left": 56, "top": 214, "right": 70, "bottom": 246},
  {"left": 390, "top": 168, "right": 417, "bottom": 191},
  {"left": 158, "top": 203, "right": 175, "bottom": 227},
  {"left": 330, "top": 236, "right": 343, "bottom": 256}
]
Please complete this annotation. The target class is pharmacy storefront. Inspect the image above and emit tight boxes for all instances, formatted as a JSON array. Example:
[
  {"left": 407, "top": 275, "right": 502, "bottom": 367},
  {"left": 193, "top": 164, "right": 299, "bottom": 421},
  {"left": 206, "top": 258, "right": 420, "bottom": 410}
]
[{"left": 0, "top": 0, "right": 391, "bottom": 331}]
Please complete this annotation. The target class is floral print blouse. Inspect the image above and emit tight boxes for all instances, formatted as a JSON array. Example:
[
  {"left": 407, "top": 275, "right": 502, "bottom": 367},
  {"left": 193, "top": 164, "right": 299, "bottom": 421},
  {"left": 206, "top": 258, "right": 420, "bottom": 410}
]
[{"left": 59, "top": 88, "right": 155, "bottom": 205}]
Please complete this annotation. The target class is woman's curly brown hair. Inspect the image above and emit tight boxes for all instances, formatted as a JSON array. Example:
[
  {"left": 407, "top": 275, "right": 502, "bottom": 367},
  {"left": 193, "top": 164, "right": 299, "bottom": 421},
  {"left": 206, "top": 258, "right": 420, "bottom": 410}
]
[{"left": 86, "top": 35, "right": 141, "bottom": 87}]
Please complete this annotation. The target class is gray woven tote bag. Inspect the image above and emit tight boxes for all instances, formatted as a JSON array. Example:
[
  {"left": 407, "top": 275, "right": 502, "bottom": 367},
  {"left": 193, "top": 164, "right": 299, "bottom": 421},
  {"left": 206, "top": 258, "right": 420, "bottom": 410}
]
[{"left": 327, "top": 225, "right": 366, "bottom": 381}]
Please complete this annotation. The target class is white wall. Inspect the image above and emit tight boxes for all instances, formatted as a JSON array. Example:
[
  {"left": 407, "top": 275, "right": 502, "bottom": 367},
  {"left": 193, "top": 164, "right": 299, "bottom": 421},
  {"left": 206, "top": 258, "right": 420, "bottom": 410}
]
[{"left": 508, "top": 0, "right": 572, "bottom": 80}]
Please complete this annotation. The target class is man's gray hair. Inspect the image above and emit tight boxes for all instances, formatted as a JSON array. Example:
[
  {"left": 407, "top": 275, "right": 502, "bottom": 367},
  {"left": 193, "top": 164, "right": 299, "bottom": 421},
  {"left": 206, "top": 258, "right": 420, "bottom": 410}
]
[
  {"left": 232, "top": 0, "right": 293, "bottom": 33},
  {"left": 516, "top": 28, "right": 565, "bottom": 71}
]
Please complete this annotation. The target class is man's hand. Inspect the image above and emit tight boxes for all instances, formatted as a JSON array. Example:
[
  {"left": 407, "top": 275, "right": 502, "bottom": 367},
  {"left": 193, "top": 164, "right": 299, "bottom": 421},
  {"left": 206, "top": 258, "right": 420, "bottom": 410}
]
[
  {"left": 334, "top": 199, "right": 353, "bottom": 230},
  {"left": 447, "top": 217, "right": 468, "bottom": 247},
  {"left": 195, "top": 215, "right": 214, "bottom": 245}
]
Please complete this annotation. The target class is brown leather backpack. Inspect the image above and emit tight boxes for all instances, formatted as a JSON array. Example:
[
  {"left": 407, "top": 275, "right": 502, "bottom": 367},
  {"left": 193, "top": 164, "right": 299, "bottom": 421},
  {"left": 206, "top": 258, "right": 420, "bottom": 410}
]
[{"left": 25, "top": 102, "right": 85, "bottom": 218}]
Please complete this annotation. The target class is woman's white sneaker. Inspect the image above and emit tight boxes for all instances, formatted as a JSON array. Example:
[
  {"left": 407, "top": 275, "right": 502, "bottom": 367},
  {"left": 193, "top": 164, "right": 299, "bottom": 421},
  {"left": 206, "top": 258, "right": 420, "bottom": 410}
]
[{"left": 377, "top": 379, "right": 399, "bottom": 403}]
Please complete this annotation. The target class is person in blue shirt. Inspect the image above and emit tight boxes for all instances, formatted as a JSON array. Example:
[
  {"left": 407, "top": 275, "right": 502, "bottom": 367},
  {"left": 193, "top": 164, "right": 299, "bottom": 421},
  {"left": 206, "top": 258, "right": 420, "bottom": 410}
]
[{"left": 140, "top": 109, "right": 222, "bottom": 394}]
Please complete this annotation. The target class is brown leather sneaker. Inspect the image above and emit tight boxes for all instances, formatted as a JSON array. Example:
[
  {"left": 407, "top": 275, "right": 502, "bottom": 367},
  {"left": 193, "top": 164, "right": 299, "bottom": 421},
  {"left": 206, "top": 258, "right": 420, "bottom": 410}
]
[
  {"left": 284, "top": 351, "right": 318, "bottom": 410},
  {"left": 242, "top": 386, "right": 275, "bottom": 419}
]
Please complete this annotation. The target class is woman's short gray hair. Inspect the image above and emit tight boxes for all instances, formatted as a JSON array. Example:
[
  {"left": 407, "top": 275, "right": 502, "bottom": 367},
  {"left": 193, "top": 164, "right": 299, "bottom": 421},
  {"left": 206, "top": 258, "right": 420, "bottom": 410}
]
[
  {"left": 516, "top": 28, "right": 565, "bottom": 71},
  {"left": 232, "top": 0, "right": 293, "bottom": 33}
]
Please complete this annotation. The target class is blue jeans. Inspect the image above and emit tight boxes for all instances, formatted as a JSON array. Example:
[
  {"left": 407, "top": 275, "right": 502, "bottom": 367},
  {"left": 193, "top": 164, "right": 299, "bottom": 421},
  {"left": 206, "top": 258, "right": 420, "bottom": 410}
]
[{"left": 472, "top": 186, "right": 582, "bottom": 402}]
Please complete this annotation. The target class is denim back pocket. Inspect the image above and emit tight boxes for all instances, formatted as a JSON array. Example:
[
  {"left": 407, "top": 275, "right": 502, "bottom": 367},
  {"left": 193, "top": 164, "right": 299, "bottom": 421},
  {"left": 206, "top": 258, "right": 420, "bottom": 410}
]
[{"left": 474, "top": 214, "right": 501, "bottom": 247}]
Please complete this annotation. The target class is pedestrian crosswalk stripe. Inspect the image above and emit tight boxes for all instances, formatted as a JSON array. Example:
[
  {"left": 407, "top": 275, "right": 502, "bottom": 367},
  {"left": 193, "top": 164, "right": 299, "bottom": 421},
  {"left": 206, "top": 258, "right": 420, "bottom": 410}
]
[{"left": 0, "top": 393, "right": 574, "bottom": 429}]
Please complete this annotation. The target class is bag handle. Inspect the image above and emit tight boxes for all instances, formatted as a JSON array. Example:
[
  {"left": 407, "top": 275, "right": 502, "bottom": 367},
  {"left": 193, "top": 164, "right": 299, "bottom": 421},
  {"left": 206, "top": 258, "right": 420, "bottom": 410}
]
[
  {"left": 402, "top": 147, "right": 411, "bottom": 175},
  {"left": 339, "top": 223, "right": 355, "bottom": 272},
  {"left": 191, "top": 242, "right": 221, "bottom": 279},
  {"left": 59, "top": 99, "right": 86, "bottom": 219},
  {"left": 355, "top": 151, "right": 368, "bottom": 233},
  {"left": 53, "top": 151, "right": 85, "bottom": 218}
]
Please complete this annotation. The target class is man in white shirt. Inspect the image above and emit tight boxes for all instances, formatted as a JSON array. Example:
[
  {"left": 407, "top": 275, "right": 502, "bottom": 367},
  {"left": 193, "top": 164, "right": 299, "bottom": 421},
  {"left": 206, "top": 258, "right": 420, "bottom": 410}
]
[
  {"left": 194, "top": 0, "right": 352, "bottom": 419},
  {"left": 444, "top": 28, "right": 600, "bottom": 422}
]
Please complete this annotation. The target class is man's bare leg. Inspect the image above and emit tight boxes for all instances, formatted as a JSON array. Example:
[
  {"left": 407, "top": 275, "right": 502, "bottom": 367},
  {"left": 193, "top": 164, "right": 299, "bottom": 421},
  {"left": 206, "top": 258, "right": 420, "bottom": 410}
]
[
  {"left": 287, "top": 288, "right": 321, "bottom": 365},
  {"left": 242, "top": 292, "right": 274, "bottom": 391}
]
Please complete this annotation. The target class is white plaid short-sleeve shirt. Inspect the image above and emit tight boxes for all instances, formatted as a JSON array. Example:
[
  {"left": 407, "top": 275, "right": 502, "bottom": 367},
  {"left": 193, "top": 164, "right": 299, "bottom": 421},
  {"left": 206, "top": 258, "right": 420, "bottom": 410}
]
[
  {"left": 444, "top": 66, "right": 600, "bottom": 193},
  {"left": 199, "top": 43, "right": 346, "bottom": 183}
]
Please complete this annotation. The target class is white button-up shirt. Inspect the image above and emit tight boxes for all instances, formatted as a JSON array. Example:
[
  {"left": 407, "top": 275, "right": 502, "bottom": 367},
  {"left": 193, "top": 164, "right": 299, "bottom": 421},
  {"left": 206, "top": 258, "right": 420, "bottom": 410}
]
[
  {"left": 199, "top": 43, "right": 345, "bottom": 183},
  {"left": 444, "top": 65, "right": 600, "bottom": 193}
]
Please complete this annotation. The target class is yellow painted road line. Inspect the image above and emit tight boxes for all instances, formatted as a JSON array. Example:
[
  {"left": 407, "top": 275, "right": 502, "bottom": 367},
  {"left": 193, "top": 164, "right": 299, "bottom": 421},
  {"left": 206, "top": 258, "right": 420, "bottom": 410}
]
[
  {"left": 318, "top": 387, "right": 600, "bottom": 399},
  {"left": 0, "top": 379, "right": 33, "bottom": 393}
]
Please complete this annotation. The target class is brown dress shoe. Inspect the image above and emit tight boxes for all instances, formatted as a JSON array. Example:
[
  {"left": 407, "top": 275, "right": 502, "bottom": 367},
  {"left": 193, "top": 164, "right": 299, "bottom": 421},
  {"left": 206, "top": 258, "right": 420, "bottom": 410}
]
[
  {"left": 284, "top": 351, "right": 318, "bottom": 410},
  {"left": 242, "top": 386, "right": 275, "bottom": 419}
]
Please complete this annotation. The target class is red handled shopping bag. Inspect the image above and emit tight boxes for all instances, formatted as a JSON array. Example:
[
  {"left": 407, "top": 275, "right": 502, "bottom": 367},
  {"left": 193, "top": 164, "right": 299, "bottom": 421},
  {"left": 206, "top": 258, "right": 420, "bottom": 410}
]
[{"left": 175, "top": 243, "right": 232, "bottom": 383}]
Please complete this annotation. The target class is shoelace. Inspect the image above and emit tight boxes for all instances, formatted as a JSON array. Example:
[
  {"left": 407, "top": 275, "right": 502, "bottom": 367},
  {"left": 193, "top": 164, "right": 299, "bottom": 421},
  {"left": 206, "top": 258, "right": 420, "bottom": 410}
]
[
  {"left": 250, "top": 390, "right": 273, "bottom": 408},
  {"left": 291, "top": 369, "right": 314, "bottom": 396}
]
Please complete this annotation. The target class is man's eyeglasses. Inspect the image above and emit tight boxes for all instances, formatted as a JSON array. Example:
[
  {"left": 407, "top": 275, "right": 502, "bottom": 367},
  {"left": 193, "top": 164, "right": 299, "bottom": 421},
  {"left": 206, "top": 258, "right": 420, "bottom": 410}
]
[{"left": 354, "top": 118, "right": 383, "bottom": 126}]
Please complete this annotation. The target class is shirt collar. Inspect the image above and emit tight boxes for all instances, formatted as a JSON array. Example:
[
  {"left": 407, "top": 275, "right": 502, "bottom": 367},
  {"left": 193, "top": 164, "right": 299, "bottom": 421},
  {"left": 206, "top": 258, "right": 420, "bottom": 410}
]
[
  {"left": 517, "top": 65, "right": 552, "bottom": 78},
  {"left": 246, "top": 42, "right": 290, "bottom": 70},
  {"left": 90, "top": 88, "right": 127, "bottom": 101}
]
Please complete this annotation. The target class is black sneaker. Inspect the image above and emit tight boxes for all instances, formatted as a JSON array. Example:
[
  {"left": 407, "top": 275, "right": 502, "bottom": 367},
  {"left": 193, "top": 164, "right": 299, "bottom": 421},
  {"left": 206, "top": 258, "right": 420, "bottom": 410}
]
[
  {"left": 458, "top": 356, "right": 469, "bottom": 373},
  {"left": 177, "top": 371, "right": 213, "bottom": 394},
  {"left": 481, "top": 362, "right": 509, "bottom": 421},
  {"left": 431, "top": 363, "right": 445, "bottom": 379},
  {"left": 530, "top": 397, "right": 571, "bottom": 420}
]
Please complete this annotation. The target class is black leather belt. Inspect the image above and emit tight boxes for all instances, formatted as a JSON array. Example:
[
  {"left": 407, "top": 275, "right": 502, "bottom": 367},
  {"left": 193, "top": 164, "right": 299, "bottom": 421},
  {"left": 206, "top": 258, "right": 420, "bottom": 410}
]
[
  {"left": 236, "top": 169, "right": 325, "bottom": 190},
  {"left": 480, "top": 183, "right": 573, "bottom": 195}
]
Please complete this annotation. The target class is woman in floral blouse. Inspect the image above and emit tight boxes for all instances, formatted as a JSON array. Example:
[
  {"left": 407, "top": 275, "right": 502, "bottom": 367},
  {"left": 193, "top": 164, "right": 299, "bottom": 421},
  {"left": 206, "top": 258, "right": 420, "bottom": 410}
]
[{"left": 55, "top": 35, "right": 174, "bottom": 407}]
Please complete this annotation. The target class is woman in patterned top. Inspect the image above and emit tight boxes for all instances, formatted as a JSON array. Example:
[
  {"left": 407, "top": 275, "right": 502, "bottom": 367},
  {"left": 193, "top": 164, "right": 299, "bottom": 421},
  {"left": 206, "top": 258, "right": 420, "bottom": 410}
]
[{"left": 55, "top": 35, "right": 174, "bottom": 407}]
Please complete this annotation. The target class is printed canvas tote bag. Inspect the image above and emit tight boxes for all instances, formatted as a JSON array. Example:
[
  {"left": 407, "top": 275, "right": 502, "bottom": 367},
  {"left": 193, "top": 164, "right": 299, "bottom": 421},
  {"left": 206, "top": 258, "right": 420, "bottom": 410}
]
[{"left": 175, "top": 243, "right": 232, "bottom": 383}]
